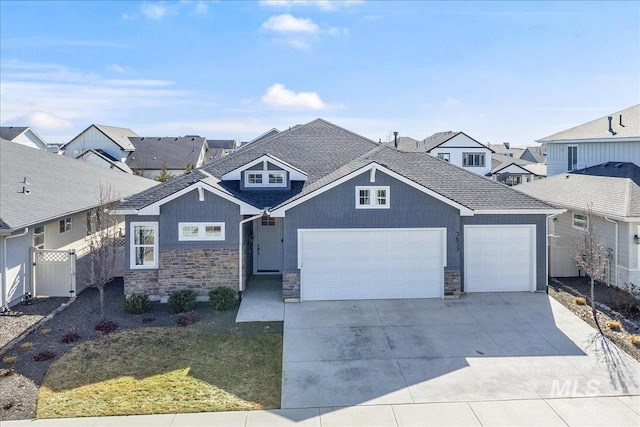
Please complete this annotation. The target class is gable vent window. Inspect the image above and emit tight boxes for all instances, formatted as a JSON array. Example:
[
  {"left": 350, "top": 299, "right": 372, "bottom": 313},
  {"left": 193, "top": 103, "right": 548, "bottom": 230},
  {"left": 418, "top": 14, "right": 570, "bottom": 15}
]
[
  {"left": 247, "top": 173, "right": 263, "bottom": 185},
  {"left": 462, "top": 153, "right": 485, "bottom": 167},
  {"left": 244, "top": 171, "right": 286, "bottom": 188},
  {"left": 356, "top": 186, "right": 390, "bottom": 209},
  {"left": 179, "top": 222, "right": 225, "bottom": 241}
]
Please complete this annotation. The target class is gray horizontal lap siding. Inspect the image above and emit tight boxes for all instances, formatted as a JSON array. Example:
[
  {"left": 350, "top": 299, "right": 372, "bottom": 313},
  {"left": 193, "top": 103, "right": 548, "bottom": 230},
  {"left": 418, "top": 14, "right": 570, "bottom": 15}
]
[
  {"left": 283, "top": 170, "right": 461, "bottom": 273},
  {"left": 461, "top": 214, "right": 548, "bottom": 291}
]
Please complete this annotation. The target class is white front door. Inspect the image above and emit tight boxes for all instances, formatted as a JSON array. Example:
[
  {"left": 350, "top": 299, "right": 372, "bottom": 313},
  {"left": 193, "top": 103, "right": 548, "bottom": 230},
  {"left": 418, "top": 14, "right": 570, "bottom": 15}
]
[{"left": 255, "top": 216, "right": 283, "bottom": 273}]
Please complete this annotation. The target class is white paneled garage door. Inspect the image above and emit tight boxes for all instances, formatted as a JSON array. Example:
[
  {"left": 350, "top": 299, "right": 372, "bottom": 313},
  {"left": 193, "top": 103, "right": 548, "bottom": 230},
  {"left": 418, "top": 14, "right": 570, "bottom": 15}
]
[
  {"left": 465, "top": 225, "right": 536, "bottom": 292},
  {"left": 298, "top": 228, "right": 445, "bottom": 301}
]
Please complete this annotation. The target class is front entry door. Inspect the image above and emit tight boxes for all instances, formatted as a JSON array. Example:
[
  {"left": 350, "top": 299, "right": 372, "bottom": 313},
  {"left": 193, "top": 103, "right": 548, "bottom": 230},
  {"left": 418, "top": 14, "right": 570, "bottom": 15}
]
[{"left": 255, "top": 216, "right": 283, "bottom": 273}]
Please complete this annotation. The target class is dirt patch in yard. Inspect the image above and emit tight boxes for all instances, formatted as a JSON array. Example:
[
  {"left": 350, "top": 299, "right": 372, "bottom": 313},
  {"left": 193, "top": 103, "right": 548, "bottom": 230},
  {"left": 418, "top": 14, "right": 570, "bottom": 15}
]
[
  {"left": 1, "top": 297, "right": 69, "bottom": 349},
  {"left": 548, "top": 280, "right": 640, "bottom": 362},
  {"left": 0, "top": 278, "right": 282, "bottom": 421}
]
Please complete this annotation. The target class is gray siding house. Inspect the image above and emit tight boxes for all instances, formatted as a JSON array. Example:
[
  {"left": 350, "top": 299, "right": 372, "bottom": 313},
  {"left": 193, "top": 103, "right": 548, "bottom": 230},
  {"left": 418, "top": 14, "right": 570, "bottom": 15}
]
[{"left": 114, "top": 119, "right": 561, "bottom": 302}]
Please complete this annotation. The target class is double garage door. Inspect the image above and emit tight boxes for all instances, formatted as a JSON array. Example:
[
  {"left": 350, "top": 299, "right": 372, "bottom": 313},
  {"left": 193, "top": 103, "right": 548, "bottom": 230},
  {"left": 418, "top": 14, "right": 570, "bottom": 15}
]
[
  {"left": 297, "top": 225, "right": 536, "bottom": 301},
  {"left": 298, "top": 228, "right": 445, "bottom": 301}
]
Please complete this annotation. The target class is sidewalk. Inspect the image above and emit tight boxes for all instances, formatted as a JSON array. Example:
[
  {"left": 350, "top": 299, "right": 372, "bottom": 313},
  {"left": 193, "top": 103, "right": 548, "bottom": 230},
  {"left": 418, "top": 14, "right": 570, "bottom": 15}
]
[{"left": 3, "top": 395, "right": 639, "bottom": 426}]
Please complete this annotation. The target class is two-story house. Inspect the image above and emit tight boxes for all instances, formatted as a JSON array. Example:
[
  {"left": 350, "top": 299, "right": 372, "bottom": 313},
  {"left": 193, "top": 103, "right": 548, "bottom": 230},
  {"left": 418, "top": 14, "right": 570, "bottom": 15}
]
[
  {"left": 539, "top": 105, "right": 639, "bottom": 176},
  {"left": 63, "top": 124, "right": 138, "bottom": 163}
]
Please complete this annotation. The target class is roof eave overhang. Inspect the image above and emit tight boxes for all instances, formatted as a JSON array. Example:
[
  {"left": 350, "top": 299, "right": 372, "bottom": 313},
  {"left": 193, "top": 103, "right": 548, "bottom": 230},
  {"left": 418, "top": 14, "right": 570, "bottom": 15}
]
[
  {"left": 473, "top": 209, "right": 566, "bottom": 215},
  {"left": 536, "top": 137, "right": 639, "bottom": 144}
]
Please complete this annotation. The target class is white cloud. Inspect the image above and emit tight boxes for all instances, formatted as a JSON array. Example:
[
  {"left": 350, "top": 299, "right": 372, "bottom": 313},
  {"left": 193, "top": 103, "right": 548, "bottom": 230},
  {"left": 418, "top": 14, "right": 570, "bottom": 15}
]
[
  {"left": 262, "top": 83, "right": 326, "bottom": 110},
  {"left": 260, "top": 1, "right": 363, "bottom": 11},
  {"left": 262, "top": 14, "right": 319, "bottom": 33},
  {"left": 106, "top": 64, "right": 126, "bottom": 73},
  {"left": 140, "top": 3, "right": 168, "bottom": 20},
  {"left": 26, "top": 112, "right": 73, "bottom": 130},
  {"left": 194, "top": 1, "right": 208, "bottom": 14},
  {"left": 327, "top": 26, "right": 349, "bottom": 36}
]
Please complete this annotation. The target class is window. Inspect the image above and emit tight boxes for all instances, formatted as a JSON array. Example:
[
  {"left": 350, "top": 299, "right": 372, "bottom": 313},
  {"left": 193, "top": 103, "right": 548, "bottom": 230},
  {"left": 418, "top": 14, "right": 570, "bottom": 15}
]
[
  {"left": 462, "top": 153, "right": 485, "bottom": 167},
  {"left": 130, "top": 222, "right": 158, "bottom": 268},
  {"left": 34, "top": 226, "right": 45, "bottom": 249},
  {"left": 59, "top": 217, "right": 72, "bottom": 233},
  {"left": 178, "top": 222, "right": 225, "bottom": 241},
  {"left": 356, "top": 186, "right": 390, "bottom": 209},
  {"left": 573, "top": 213, "right": 588, "bottom": 230},
  {"left": 244, "top": 171, "right": 286, "bottom": 187},
  {"left": 261, "top": 217, "right": 276, "bottom": 226},
  {"left": 437, "top": 153, "right": 450, "bottom": 162},
  {"left": 567, "top": 145, "right": 578, "bottom": 171}
]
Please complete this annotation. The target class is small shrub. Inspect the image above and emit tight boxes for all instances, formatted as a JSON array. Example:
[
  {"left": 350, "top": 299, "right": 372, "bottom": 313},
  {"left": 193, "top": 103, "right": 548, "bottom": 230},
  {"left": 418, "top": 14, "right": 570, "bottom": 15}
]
[
  {"left": 40, "top": 328, "right": 52, "bottom": 335},
  {"left": 95, "top": 320, "right": 119, "bottom": 334},
  {"left": 19, "top": 342, "right": 33, "bottom": 350},
  {"left": 575, "top": 297, "right": 587, "bottom": 306},
  {"left": 2, "top": 356, "right": 17, "bottom": 365},
  {"left": 168, "top": 290, "right": 197, "bottom": 313},
  {"left": 631, "top": 335, "right": 640, "bottom": 347},
  {"left": 33, "top": 351, "right": 56, "bottom": 361},
  {"left": 124, "top": 293, "right": 151, "bottom": 314},
  {"left": 142, "top": 317, "right": 155, "bottom": 324},
  {"left": 208, "top": 287, "right": 239, "bottom": 311},
  {"left": 607, "top": 320, "right": 622, "bottom": 331},
  {"left": 61, "top": 329, "right": 81, "bottom": 343},
  {"left": 176, "top": 311, "right": 201, "bottom": 327}
]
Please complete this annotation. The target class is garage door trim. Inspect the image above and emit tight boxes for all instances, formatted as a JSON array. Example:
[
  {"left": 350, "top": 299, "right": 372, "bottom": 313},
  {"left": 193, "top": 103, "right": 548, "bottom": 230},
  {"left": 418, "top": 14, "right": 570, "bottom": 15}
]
[{"left": 463, "top": 224, "right": 536, "bottom": 293}]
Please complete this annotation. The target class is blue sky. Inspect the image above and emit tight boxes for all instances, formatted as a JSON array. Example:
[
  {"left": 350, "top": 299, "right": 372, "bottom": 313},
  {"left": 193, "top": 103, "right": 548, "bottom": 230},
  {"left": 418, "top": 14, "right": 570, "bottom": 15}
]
[{"left": 1, "top": 1, "right": 638, "bottom": 146}]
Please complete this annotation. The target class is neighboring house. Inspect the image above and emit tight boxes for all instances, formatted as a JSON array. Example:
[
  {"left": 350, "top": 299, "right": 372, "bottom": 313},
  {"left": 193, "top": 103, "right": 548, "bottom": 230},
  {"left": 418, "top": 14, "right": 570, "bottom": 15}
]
[
  {"left": 0, "top": 139, "right": 157, "bottom": 310},
  {"left": 490, "top": 154, "right": 545, "bottom": 186},
  {"left": 488, "top": 143, "right": 525, "bottom": 159},
  {"left": 520, "top": 145, "right": 547, "bottom": 164},
  {"left": 114, "top": 119, "right": 560, "bottom": 304},
  {"left": 384, "top": 136, "right": 420, "bottom": 151},
  {"left": 206, "top": 139, "right": 237, "bottom": 162},
  {"left": 539, "top": 105, "right": 640, "bottom": 176},
  {"left": 126, "top": 136, "right": 207, "bottom": 179},
  {"left": 77, "top": 149, "right": 134, "bottom": 174},
  {"left": 0, "top": 126, "right": 48, "bottom": 150},
  {"left": 63, "top": 124, "right": 138, "bottom": 163},
  {"left": 239, "top": 128, "right": 280, "bottom": 149},
  {"left": 517, "top": 162, "right": 640, "bottom": 288}
]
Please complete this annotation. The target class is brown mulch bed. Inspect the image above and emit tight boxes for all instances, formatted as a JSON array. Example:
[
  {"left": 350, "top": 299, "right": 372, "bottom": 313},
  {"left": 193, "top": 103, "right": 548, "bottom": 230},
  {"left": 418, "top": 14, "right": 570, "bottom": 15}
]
[
  {"left": 0, "top": 279, "right": 282, "bottom": 421},
  {"left": 548, "top": 280, "right": 640, "bottom": 362}
]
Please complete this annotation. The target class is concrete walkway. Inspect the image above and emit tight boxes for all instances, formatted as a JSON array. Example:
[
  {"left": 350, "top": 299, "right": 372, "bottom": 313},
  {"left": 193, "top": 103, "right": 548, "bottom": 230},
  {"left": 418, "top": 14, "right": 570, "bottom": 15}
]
[
  {"left": 235, "top": 276, "right": 284, "bottom": 322},
  {"left": 4, "top": 396, "right": 639, "bottom": 426}
]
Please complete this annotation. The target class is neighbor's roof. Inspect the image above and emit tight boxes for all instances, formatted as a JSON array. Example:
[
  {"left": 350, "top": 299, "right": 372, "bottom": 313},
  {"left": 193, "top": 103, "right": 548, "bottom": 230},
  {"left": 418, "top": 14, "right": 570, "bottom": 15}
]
[
  {"left": 65, "top": 124, "right": 138, "bottom": 151},
  {"left": 537, "top": 105, "right": 640, "bottom": 142},
  {"left": 521, "top": 145, "right": 546, "bottom": 163},
  {"left": 488, "top": 143, "right": 525, "bottom": 158},
  {"left": 571, "top": 162, "right": 640, "bottom": 187},
  {"left": 516, "top": 171, "right": 640, "bottom": 219},
  {"left": 78, "top": 149, "right": 134, "bottom": 174},
  {"left": 384, "top": 136, "right": 420, "bottom": 151},
  {"left": 1, "top": 139, "right": 158, "bottom": 232},
  {"left": 491, "top": 153, "right": 533, "bottom": 173},
  {"left": 126, "top": 136, "right": 206, "bottom": 170},
  {"left": 207, "top": 139, "right": 236, "bottom": 150},
  {"left": 0, "top": 126, "right": 28, "bottom": 141},
  {"left": 522, "top": 163, "right": 547, "bottom": 177},
  {"left": 119, "top": 119, "right": 555, "bottom": 214}
]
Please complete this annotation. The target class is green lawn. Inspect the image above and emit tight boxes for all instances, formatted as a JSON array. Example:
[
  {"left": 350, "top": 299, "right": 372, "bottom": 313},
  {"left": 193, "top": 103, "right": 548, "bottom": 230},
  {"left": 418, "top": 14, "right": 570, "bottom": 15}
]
[{"left": 37, "top": 327, "right": 282, "bottom": 418}]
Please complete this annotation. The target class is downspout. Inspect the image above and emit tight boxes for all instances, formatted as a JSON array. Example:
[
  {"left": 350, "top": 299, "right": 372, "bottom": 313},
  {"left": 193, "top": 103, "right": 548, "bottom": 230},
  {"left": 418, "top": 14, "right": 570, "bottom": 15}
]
[
  {"left": 238, "top": 213, "right": 265, "bottom": 293},
  {"left": 546, "top": 213, "right": 562, "bottom": 292},
  {"left": 2, "top": 228, "right": 29, "bottom": 312},
  {"left": 603, "top": 216, "right": 619, "bottom": 288}
]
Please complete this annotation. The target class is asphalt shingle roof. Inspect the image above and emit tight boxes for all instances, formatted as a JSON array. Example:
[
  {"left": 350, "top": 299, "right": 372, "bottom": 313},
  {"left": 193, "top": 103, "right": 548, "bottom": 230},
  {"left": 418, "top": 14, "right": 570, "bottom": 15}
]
[
  {"left": 0, "top": 127, "right": 28, "bottom": 141},
  {"left": 207, "top": 140, "right": 236, "bottom": 150},
  {"left": 126, "top": 136, "right": 206, "bottom": 170},
  {"left": 119, "top": 119, "right": 555, "bottom": 213},
  {"left": 1, "top": 139, "right": 158, "bottom": 231}
]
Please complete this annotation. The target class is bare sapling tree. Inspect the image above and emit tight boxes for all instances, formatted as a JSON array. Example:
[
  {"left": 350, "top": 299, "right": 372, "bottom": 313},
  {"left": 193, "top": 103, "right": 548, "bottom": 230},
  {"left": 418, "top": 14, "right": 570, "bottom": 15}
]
[
  {"left": 81, "top": 184, "right": 122, "bottom": 320},
  {"left": 573, "top": 204, "right": 608, "bottom": 334}
]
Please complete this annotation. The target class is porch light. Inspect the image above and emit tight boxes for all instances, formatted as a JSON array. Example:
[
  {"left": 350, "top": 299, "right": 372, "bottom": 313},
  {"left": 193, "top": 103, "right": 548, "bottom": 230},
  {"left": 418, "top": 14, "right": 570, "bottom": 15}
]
[{"left": 634, "top": 235, "right": 640, "bottom": 245}]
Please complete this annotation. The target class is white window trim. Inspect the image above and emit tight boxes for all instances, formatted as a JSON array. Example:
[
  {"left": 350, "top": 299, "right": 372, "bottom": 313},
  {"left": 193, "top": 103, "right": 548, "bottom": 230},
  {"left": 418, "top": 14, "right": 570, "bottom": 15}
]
[
  {"left": 178, "top": 222, "right": 225, "bottom": 241},
  {"left": 34, "top": 225, "right": 45, "bottom": 249},
  {"left": 572, "top": 212, "right": 588, "bottom": 230},
  {"left": 355, "top": 186, "right": 390, "bottom": 209},
  {"left": 130, "top": 222, "right": 158, "bottom": 269},
  {"left": 244, "top": 171, "right": 287, "bottom": 188},
  {"left": 437, "top": 153, "right": 450, "bottom": 162},
  {"left": 59, "top": 217, "right": 72, "bottom": 233},
  {"left": 462, "top": 152, "right": 486, "bottom": 167}
]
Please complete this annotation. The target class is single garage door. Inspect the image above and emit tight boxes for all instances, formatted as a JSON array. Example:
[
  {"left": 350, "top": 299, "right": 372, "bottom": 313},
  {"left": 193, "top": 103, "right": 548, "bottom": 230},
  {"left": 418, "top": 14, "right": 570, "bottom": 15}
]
[
  {"left": 298, "top": 228, "right": 445, "bottom": 301},
  {"left": 464, "top": 225, "right": 535, "bottom": 292}
]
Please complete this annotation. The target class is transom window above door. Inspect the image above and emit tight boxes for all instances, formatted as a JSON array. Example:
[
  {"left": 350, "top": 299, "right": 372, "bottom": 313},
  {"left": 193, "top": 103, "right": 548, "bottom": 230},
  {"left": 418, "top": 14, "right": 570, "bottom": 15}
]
[{"left": 356, "top": 186, "right": 390, "bottom": 209}]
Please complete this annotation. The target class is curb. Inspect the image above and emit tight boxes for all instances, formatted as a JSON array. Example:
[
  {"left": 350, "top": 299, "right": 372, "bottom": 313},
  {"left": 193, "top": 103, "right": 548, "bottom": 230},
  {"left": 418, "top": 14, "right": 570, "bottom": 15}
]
[{"left": 0, "top": 297, "right": 76, "bottom": 358}]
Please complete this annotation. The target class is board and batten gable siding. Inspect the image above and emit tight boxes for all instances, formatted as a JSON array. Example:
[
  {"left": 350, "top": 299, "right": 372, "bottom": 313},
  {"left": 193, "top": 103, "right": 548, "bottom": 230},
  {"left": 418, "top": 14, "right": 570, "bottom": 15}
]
[
  {"left": 461, "top": 214, "right": 547, "bottom": 291},
  {"left": 159, "top": 189, "right": 243, "bottom": 249},
  {"left": 547, "top": 141, "right": 640, "bottom": 176},
  {"left": 282, "top": 170, "right": 461, "bottom": 273},
  {"left": 64, "top": 126, "right": 127, "bottom": 162}
]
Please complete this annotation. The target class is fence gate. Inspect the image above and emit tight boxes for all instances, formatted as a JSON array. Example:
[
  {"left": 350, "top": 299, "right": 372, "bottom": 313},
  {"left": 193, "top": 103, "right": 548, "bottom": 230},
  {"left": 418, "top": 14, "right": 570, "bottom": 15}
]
[{"left": 31, "top": 248, "right": 77, "bottom": 298}]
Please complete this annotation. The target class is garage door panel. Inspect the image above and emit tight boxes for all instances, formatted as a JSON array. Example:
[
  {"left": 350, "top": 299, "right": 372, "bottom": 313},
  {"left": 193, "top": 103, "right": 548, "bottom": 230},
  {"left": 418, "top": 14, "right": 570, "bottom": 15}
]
[
  {"left": 465, "top": 226, "right": 535, "bottom": 293},
  {"left": 299, "top": 229, "right": 445, "bottom": 301}
]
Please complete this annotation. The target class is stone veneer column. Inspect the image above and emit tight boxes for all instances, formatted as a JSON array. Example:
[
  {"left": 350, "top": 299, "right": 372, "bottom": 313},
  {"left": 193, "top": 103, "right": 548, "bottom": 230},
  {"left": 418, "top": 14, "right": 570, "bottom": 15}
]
[
  {"left": 282, "top": 272, "right": 300, "bottom": 301},
  {"left": 444, "top": 268, "right": 461, "bottom": 295}
]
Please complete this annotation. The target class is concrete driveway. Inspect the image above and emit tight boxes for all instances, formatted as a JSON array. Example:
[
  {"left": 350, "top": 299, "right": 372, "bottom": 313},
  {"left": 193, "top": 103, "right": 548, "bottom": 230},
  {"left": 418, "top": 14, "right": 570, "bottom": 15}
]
[{"left": 281, "top": 292, "right": 640, "bottom": 409}]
